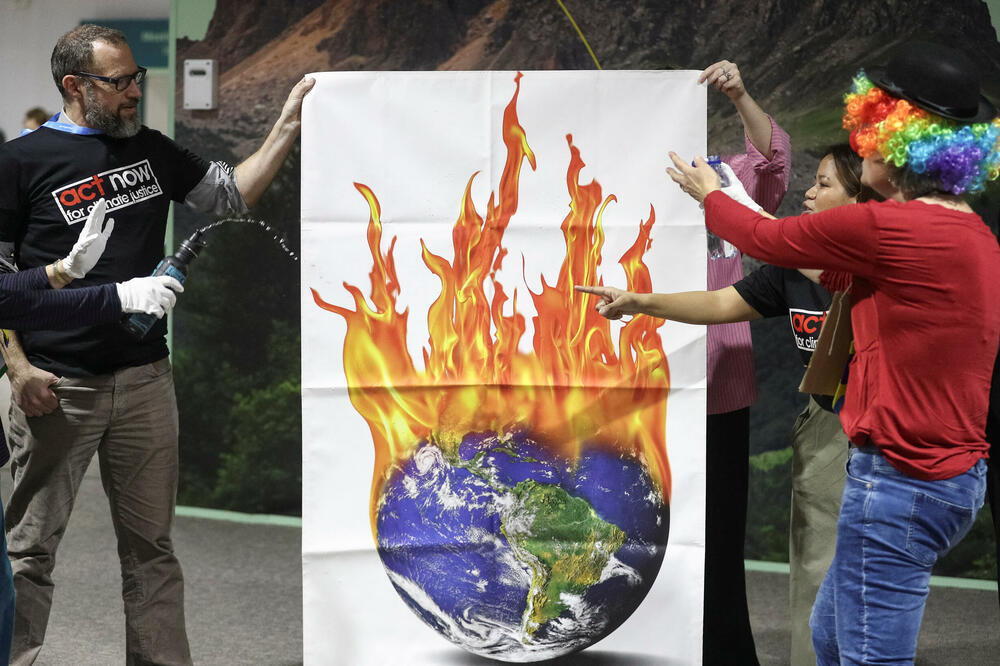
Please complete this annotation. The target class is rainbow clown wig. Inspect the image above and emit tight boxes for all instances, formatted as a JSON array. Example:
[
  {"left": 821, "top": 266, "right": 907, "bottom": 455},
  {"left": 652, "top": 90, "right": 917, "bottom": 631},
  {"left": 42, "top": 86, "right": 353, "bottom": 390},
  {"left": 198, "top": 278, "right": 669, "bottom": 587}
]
[{"left": 843, "top": 71, "right": 1000, "bottom": 195}]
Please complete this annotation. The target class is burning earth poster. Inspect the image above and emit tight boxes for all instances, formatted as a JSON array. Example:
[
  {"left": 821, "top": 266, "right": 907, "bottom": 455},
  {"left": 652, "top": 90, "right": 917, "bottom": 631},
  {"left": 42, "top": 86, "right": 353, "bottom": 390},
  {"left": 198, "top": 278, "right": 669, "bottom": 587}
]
[{"left": 301, "top": 71, "right": 707, "bottom": 664}]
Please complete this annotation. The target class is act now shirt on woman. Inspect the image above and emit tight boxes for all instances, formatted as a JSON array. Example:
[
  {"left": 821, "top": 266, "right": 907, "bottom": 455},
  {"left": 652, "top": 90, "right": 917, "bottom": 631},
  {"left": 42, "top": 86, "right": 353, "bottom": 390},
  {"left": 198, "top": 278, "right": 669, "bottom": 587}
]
[{"left": 733, "top": 264, "right": 836, "bottom": 411}]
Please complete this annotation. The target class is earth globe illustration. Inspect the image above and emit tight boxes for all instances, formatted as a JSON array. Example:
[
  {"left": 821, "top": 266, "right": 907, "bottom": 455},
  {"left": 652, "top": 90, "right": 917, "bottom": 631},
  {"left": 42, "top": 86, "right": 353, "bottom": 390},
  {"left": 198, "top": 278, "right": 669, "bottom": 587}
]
[{"left": 375, "top": 427, "right": 670, "bottom": 662}]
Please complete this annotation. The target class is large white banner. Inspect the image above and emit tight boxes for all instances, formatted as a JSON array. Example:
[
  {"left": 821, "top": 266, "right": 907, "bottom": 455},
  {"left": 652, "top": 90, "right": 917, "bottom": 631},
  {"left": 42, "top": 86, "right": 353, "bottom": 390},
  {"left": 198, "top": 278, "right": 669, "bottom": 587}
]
[{"left": 301, "top": 71, "right": 707, "bottom": 664}]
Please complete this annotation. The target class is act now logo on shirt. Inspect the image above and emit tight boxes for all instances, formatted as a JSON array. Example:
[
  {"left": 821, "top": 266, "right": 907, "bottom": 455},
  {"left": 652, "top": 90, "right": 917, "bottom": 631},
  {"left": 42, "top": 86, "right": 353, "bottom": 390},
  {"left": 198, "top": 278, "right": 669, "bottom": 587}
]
[
  {"left": 50, "top": 159, "right": 163, "bottom": 224},
  {"left": 789, "top": 308, "right": 827, "bottom": 352}
]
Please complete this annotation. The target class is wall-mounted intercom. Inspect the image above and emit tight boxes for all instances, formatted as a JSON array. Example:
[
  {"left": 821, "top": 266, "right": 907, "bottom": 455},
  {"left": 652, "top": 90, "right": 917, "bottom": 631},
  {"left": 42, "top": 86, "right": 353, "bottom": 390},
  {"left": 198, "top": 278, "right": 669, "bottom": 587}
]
[{"left": 183, "top": 59, "right": 217, "bottom": 110}]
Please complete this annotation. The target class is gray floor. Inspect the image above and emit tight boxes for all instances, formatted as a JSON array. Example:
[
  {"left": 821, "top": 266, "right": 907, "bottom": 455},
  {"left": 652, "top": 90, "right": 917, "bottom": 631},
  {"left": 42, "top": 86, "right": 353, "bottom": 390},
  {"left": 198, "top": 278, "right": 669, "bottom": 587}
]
[
  {"left": 748, "top": 568, "right": 1000, "bottom": 666},
  {"left": 3, "top": 462, "right": 998, "bottom": 665},
  {"left": 1, "top": 464, "right": 303, "bottom": 666}
]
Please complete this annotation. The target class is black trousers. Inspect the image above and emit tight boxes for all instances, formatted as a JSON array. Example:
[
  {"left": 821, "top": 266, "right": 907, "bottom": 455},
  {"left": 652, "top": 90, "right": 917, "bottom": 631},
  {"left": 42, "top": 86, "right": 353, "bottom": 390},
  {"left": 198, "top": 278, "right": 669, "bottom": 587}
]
[{"left": 703, "top": 407, "right": 759, "bottom": 665}]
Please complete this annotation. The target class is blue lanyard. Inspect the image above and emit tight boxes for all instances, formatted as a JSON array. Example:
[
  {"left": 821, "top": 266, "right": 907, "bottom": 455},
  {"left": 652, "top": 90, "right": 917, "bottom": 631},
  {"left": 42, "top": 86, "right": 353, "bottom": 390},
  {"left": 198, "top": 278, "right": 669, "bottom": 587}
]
[{"left": 20, "top": 112, "right": 103, "bottom": 136}]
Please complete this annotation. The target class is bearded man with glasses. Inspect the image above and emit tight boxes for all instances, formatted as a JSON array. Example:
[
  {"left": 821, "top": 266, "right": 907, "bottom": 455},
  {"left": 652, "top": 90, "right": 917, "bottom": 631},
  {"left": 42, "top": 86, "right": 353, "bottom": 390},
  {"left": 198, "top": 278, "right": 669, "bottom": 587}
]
[
  {"left": 0, "top": 23, "right": 314, "bottom": 666},
  {"left": 72, "top": 66, "right": 147, "bottom": 138}
]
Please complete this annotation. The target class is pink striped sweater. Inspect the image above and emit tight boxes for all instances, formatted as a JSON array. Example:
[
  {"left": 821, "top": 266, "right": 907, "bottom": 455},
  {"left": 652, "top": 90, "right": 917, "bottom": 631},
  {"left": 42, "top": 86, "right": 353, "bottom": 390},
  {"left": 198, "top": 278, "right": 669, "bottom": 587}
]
[{"left": 709, "top": 115, "right": 791, "bottom": 414}]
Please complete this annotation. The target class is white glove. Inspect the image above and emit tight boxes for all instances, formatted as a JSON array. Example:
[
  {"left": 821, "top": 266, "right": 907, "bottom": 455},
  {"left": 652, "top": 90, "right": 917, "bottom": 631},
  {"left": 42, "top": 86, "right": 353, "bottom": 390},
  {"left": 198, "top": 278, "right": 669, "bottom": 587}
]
[
  {"left": 116, "top": 276, "right": 184, "bottom": 318},
  {"left": 717, "top": 163, "right": 763, "bottom": 212},
  {"left": 62, "top": 199, "right": 115, "bottom": 278}
]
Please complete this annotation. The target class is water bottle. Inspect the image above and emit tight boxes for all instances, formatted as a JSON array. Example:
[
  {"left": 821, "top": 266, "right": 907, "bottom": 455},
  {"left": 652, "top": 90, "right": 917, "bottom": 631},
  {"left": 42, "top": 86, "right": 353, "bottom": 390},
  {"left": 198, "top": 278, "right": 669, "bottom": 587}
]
[
  {"left": 121, "top": 230, "right": 207, "bottom": 338},
  {"left": 705, "top": 155, "right": 730, "bottom": 187},
  {"left": 704, "top": 155, "right": 735, "bottom": 260}
]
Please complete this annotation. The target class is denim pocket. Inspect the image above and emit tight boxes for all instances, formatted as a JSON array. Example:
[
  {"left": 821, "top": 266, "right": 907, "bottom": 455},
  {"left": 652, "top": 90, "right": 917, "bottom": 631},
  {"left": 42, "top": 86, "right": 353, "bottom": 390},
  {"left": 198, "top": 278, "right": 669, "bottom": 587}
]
[
  {"left": 844, "top": 449, "right": 872, "bottom": 485},
  {"left": 905, "top": 491, "right": 977, "bottom": 566}
]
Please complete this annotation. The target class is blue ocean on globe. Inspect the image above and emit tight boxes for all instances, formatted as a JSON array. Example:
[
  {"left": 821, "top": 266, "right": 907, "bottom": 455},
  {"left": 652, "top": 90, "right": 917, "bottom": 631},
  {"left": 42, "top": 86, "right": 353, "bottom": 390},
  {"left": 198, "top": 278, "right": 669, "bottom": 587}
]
[{"left": 375, "top": 428, "right": 670, "bottom": 662}]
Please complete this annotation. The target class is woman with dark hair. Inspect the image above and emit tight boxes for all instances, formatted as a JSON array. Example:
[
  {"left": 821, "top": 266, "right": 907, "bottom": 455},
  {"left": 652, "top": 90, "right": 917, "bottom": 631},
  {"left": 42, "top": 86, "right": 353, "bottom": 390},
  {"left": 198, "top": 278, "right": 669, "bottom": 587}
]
[
  {"left": 821, "top": 144, "right": 874, "bottom": 204},
  {"left": 578, "top": 145, "right": 878, "bottom": 664},
  {"left": 666, "top": 42, "right": 1000, "bottom": 664}
]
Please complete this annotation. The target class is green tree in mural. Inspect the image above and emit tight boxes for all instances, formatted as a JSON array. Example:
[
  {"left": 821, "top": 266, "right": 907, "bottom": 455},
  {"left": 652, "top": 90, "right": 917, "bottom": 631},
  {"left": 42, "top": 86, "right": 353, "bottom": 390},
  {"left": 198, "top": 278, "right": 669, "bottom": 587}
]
[{"left": 173, "top": 143, "right": 302, "bottom": 515}]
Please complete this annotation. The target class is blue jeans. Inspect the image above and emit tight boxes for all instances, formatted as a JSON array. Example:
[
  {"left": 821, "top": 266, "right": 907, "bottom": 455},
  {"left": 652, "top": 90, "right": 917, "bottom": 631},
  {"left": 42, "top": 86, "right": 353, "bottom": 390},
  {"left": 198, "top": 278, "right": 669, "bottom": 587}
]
[
  {"left": 0, "top": 493, "right": 12, "bottom": 664},
  {"left": 810, "top": 447, "right": 986, "bottom": 665}
]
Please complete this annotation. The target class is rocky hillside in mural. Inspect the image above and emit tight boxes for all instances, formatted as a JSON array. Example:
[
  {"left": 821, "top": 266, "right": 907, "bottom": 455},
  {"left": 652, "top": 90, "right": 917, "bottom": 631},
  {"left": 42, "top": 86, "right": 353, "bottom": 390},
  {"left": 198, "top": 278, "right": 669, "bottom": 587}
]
[
  {"left": 177, "top": 0, "right": 1000, "bottom": 196},
  {"left": 171, "top": 0, "right": 1000, "bottom": 536}
]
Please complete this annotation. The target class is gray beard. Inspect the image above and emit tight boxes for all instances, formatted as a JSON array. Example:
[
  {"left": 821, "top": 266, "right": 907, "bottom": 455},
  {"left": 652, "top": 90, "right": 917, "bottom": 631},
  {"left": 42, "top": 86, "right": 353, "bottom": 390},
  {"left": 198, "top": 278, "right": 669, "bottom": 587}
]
[{"left": 83, "top": 87, "right": 141, "bottom": 138}]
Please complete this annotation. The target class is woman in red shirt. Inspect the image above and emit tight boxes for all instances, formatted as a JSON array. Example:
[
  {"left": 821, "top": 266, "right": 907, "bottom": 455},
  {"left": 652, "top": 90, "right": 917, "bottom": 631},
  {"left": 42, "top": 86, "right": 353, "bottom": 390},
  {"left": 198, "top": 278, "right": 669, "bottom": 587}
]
[{"left": 668, "top": 42, "right": 1000, "bottom": 665}]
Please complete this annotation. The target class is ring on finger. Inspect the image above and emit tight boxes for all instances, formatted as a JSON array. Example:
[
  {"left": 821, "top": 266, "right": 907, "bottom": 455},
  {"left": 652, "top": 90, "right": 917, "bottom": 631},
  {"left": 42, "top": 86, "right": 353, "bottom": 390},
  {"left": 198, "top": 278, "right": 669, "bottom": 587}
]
[{"left": 723, "top": 70, "right": 732, "bottom": 81}]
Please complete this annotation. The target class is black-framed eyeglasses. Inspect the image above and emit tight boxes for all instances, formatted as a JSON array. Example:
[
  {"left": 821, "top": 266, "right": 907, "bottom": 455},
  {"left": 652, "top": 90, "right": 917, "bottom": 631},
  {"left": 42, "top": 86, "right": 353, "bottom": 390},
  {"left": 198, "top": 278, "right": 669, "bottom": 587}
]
[{"left": 75, "top": 67, "right": 147, "bottom": 92}]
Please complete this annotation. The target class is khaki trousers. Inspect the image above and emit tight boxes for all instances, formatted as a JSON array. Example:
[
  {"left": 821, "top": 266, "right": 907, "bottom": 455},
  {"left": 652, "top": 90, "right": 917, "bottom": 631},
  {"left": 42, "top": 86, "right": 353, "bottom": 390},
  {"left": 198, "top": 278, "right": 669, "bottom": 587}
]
[
  {"left": 789, "top": 397, "right": 848, "bottom": 665},
  {"left": 4, "top": 358, "right": 191, "bottom": 666}
]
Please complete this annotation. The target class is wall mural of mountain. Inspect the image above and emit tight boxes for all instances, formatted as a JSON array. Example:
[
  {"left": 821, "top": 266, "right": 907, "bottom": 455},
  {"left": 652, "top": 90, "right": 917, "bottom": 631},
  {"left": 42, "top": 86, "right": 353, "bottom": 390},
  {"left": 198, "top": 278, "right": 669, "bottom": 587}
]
[{"left": 171, "top": 0, "right": 1000, "bottom": 577}]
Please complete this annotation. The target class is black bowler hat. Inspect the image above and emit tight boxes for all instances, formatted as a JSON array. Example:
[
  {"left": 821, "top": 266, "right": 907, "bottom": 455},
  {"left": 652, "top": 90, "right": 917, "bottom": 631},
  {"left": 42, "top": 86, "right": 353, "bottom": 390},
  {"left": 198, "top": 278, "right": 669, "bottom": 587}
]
[{"left": 867, "top": 41, "right": 997, "bottom": 123}]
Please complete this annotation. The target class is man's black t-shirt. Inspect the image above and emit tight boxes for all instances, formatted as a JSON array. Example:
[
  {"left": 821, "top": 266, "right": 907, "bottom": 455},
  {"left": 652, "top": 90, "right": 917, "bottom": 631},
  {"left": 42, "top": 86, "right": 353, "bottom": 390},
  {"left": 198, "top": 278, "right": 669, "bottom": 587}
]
[
  {"left": 733, "top": 264, "right": 836, "bottom": 412},
  {"left": 0, "top": 125, "right": 209, "bottom": 376}
]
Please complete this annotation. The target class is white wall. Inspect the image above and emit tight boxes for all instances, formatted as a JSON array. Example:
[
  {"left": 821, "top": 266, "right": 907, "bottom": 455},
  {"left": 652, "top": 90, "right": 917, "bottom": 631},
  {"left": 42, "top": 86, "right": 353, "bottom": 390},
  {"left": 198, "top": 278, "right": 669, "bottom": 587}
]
[{"left": 0, "top": 0, "right": 168, "bottom": 141}]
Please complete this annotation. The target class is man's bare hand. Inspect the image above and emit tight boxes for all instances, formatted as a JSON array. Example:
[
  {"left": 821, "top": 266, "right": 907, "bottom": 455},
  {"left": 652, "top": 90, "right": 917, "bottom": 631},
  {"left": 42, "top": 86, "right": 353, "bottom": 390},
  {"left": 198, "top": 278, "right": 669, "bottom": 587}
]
[
  {"left": 280, "top": 76, "right": 317, "bottom": 126},
  {"left": 9, "top": 364, "right": 59, "bottom": 416},
  {"left": 234, "top": 75, "right": 317, "bottom": 208}
]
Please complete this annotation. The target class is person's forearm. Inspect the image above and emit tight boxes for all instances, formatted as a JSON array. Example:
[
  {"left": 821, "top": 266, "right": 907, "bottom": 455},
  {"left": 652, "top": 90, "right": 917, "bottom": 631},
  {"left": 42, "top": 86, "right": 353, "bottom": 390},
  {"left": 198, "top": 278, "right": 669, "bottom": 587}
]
[
  {"left": 232, "top": 76, "right": 314, "bottom": 208},
  {"left": 44, "top": 260, "right": 73, "bottom": 289},
  {"left": 234, "top": 113, "right": 300, "bottom": 208},
  {"left": 635, "top": 288, "right": 758, "bottom": 324},
  {"left": 705, "top": 192, "right": 877, "bottom": 275},
  {"left": 1, "top": 329, "right": 30, "bottom": 375},
  {"left": 0, "top": 264, "right": 121, "bottom": 330},
  {"left": 732, "top": 92, "right": 773, "bottom": 160}
]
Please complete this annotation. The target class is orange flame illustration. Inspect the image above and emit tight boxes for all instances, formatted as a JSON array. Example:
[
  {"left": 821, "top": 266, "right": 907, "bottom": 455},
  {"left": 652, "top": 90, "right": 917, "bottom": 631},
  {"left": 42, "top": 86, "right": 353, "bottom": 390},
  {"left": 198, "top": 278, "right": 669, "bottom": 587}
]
[{"left": 311, "top": 73, "right": 671, "bottom": 534}]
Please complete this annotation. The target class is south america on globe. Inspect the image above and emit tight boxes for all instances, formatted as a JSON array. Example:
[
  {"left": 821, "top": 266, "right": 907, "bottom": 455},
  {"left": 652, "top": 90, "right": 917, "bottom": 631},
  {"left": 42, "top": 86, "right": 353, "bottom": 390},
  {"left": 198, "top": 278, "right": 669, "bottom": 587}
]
[{"left": 376, "top": 427, "right": 670, "bottom": 662}]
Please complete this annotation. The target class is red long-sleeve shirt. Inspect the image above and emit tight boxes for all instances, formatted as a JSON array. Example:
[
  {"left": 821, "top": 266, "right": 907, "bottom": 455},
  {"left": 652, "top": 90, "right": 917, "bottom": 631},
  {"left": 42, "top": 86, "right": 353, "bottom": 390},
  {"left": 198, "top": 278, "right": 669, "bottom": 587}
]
[{"left": 704, "top": 192, "right": 1000, "bottom": 480}]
